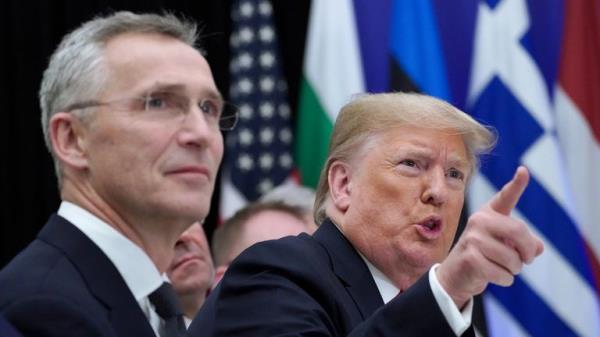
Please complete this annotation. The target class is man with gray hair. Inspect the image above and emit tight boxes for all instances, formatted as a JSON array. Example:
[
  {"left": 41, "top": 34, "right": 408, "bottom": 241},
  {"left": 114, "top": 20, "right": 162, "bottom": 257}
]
[
  {"left": 0, "top": 11, "right": 236, "bottom": 337},
  {"left": 259, "top": 183, "right": 318, "bottom": 231},
  {"left": 190, "top": 92, "right": 543, "bottom": 336},
  {"left": 211, "top": 200, "right": 312, "bottom": 287}
]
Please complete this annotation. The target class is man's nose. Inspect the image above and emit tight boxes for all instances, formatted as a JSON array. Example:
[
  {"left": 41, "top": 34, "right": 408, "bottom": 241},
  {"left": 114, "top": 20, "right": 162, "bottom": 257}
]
[
  {"left": 421, "top": 168, "right": 448, "bottom": 206},
  {"left": 177, "top": 106, "right": 216, "bottom": 147},
  {"left": 176, "top": 229, "right": 195, "bottom": 246}
]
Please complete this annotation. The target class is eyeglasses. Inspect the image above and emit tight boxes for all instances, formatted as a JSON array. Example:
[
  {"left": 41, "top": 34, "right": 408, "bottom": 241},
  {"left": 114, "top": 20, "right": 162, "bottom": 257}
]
[{"left": 64, "top": 91, "right": 239, "bottom": 131}]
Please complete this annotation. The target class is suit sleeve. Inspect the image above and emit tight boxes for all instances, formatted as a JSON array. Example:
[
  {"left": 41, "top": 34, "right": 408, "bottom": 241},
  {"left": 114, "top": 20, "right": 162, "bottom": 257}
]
[
  {"left": 190, "top": 243, "right": 461, "bottom": 337},
  {"left": 200, "top": 270, "right": 340, "bottom": 336},
  {"left": 351, "top": 275, "right": 470, "bottom": 336},
  {"left": 3, "top": 296, "right": 112, "bottom": 337}
]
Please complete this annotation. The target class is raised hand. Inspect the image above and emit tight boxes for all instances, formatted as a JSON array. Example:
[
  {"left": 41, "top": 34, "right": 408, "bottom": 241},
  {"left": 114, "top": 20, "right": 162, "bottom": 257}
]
[{"left": 436, "top": 166, "right": 544, "bottom": 308}]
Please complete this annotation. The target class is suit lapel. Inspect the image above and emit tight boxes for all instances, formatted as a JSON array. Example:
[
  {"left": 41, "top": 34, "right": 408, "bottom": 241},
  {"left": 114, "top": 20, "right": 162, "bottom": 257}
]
[
  {"left": 313, "top": 220, "right": 384, "bottom": 319},
  {"left": 38, "top": 215, "right": 157, "bottom": 337}
]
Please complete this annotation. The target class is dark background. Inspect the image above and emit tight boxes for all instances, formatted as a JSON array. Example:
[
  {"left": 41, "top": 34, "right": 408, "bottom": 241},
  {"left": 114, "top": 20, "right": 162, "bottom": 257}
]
[{"left": 0, "top": 0, "right": 311, "bottom": 268}]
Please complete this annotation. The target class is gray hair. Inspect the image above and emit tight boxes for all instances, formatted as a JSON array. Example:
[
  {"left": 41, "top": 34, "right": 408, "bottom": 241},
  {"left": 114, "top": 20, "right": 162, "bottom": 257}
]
[
  {"left": 212, "top": 201, "right": 307, "bottom": 266},
  {"left": 259, "top": 183, "right": 315, "bottom": 215},
  {"left": 314, "top": 92, "right": 497, "bottom": 224},
  {"left": 39, "top": 11, "right": 200, "bottom": 183}
]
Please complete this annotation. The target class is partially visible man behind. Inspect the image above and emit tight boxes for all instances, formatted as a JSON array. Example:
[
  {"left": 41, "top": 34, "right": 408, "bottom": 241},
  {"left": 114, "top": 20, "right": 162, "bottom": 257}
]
[
  {"left": 211, "top": 201, "right": 311, "bottom": 286},
  {"left": 190, "top": 92, "right": 543, "bottom": 337},
  {"left": 167, "top": 221, "right": 214, "bottom": 326},
  {"left": 0, "top": 11, "right": 235, "bottom": 337}
]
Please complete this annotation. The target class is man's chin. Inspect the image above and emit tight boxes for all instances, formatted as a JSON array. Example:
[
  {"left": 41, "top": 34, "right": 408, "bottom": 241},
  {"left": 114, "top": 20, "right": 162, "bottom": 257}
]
[
  {"left": 177, "top": 193, "right": 211, "bottom": 216},
  {"left": 175, "top": 278, "right": 212, "bottom": 294},
  {"left": 163, "top": 201, "right": 209, "bottom": 222}
]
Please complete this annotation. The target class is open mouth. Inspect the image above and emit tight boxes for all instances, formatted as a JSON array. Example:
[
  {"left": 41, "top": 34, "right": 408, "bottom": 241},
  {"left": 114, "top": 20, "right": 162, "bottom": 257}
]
[
  {"left": 422, "top": 218, "right": 440, "bottom": 230},
  {"left": 415, "top": 216, "right": 443, "bottom": 239}
]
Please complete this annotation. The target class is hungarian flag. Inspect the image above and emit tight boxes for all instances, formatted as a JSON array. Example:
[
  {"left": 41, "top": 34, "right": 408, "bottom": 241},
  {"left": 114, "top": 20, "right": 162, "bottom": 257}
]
[{"left": 294, "top": 0, "right": 364, "bottom": 188}]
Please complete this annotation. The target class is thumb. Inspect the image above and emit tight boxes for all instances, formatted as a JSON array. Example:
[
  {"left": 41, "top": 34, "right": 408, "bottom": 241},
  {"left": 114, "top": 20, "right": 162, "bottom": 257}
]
[
  {"left": 535, "top": 238, "right": 545, "bottom": 257},
  {"left": 489, "top": 166, "right": 529, "bottom": 215}
]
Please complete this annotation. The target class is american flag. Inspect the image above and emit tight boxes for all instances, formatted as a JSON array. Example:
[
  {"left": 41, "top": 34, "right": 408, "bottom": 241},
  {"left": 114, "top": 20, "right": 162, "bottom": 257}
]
[{"left": 220, "top": 0, "right": 295, "bottom": 220}]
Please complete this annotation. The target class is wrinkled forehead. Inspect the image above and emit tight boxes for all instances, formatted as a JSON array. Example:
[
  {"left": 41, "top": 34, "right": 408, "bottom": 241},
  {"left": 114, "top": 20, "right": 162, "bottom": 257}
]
[
  {"left": 348, "top": 126, "right": 471, "bottom": 166},
  {"left": 101, "top": 32, "right": 217, "bottom": 96}
]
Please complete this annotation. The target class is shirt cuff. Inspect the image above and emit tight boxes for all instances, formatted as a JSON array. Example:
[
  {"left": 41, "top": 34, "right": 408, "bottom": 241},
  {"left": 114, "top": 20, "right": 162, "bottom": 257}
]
[{"left": 428, "top": 263, "right": 473, "bottom": 336}]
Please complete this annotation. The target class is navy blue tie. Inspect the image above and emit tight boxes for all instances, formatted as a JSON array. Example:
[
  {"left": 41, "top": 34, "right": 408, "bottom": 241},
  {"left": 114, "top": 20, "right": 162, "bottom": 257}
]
[{"left": 148, "top": 282, "right": 187, "bottom": 337}]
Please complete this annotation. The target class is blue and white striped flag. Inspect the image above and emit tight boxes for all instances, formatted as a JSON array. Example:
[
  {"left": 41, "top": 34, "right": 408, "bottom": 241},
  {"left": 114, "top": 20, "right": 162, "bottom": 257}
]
[{"left": 465, "top": 0, "right": 600, "bottom": 336}]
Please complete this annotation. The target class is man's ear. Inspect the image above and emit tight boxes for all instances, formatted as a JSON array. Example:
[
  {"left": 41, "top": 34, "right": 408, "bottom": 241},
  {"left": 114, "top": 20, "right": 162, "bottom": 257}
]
[
  {"left": 328, "top": 160, "right": 353, "bottom": 212},
  {"left": 213, "top": 265, "right": 228, "bottom": 289},
  {"left": 49, "top": 112, "right": 89, "bottom": 169}
]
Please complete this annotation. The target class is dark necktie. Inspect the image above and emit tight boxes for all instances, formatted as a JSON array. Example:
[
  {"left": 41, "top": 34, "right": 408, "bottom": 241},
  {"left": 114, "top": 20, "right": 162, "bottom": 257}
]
[{"left": 148, "top": 282, "right": 188, "bottom": 337}]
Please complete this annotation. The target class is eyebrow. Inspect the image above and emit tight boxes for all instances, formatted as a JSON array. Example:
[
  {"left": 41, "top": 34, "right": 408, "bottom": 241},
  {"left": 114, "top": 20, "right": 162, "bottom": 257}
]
[
  {"left": 399, "top": 144, "right": 469, "bottom": 169},
  {"left": 396, "top": 142, "right": 435, "bottom": 158},
  {"left": 144, "top": 82, "right": 223, "bottom": 101},
  {"left": 446, "top": 156, "right": 470, "bottom": 171},
  {"left": 401, "top": 148, "right": 434, "bottom": 160}
]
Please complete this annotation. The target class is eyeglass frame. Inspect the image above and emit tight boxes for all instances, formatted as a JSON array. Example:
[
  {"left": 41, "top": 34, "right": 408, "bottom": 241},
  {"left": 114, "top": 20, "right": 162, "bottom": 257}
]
[{"left": 62, "top": 91, "right": 239, "bottom": 131}]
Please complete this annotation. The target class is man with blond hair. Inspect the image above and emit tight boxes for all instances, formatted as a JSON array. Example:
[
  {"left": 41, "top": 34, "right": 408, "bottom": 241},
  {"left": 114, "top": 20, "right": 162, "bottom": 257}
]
[
  {"left": 190, "top": 92, "right": 543, "bottom": 337},
  {"left": 0, "top": 11, "right": 237, "bottom": 337}
]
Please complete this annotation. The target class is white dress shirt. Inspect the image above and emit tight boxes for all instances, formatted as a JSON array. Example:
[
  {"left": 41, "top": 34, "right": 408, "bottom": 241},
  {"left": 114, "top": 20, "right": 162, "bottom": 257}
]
[
  {"left": 58, "top": 201, "right": 166, "bottom": 337},
  {"left": 362, "top": 258, "right": 473, "bottom": 336}
]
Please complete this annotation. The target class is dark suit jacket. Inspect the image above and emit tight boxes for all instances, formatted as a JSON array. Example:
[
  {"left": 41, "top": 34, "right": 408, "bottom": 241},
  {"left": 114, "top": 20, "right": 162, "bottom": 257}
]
[
  {"left": 0, "top": 315, "right": 22, "bottom": 337},
  {"left": 190, "top": 219, "right": 474, "bottom": 336},
  {"left": 0, "top": 214, "right": 157, "bottom": 337}
]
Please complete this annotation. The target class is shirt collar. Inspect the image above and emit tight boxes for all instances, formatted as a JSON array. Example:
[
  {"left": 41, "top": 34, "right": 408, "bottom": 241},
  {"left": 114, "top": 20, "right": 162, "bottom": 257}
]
[
  {"left": 328, "top": 219, "right": 399, "bottom": 304},
  {"left": 58, "top": 201, "right": 165, "bottom": 301},
  {"left": 361, "top": 255, "right": 399, "bottom": 304}
]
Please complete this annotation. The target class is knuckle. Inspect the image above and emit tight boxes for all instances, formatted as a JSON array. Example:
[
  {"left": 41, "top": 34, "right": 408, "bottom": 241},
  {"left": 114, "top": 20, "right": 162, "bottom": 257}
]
[
  {"left": 505, "top": 219, "right": 525, "bottom": 237},
  {"left": 512, "top": 261, "right": 523, "bottom": 275},
  {"left": 459, "top": 246, "right": 481, "bottom": 271},
  {"left": 467, "top": 212, "right": 488, "bottom": 227},
  {"left": 503, "top": 254, "right": 522, "bottom": 274},
  {"left": 461, "top": 230, "right": 484, "bottom": 250},
  {"left": 473, "top": 282, "right": 487, "bottom": 295},
  {"left": 491, "top": 269, "right": 514, "bottom": 287}
]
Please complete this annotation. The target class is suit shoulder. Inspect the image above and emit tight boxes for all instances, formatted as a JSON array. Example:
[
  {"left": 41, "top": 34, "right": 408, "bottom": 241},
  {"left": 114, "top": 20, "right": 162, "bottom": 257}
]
[
  {"left": 0, "top": 239, "right": 99, "bottom": 316},
  {"left": 194, "top": 234, "right": 348, "bottom": 336},
  {"left": 4, "top": 296, "right": 112, "bottom": 337},
  {"left": 219, "top": 233, "right": 341, "bottom": 300},
  {"left": 233, "top": 233, "right": 329, "bottom": 274},
  {"left": 1, "top": 239, "right": 67, "bottom": 289}
]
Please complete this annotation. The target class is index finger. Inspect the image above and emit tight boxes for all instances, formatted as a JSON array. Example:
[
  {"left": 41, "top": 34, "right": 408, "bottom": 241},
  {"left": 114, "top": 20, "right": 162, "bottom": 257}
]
[{"left": 489, "top": 166, "right": 529, "bottom": 215}]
